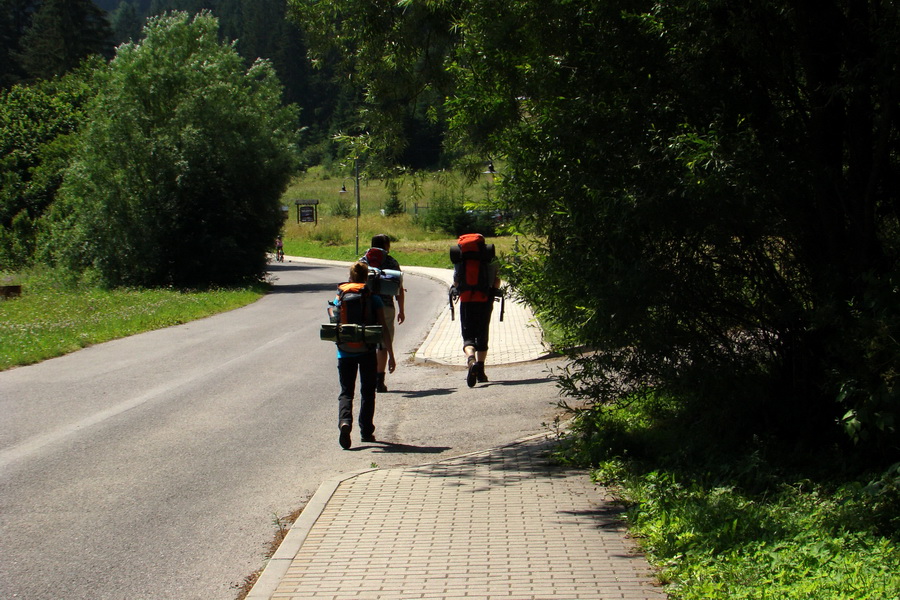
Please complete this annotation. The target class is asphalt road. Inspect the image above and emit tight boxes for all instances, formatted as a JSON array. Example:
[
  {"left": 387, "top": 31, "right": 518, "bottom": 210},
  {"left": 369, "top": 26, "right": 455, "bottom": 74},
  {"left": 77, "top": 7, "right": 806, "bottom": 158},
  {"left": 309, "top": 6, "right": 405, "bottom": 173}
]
[{"left": 0, "top": 260, "right": 564, "bottom": 600}]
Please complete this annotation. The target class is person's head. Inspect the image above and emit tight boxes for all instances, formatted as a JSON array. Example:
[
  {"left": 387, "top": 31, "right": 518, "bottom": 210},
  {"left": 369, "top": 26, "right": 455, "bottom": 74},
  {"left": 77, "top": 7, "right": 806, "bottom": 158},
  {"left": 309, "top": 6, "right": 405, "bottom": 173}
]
[
  {"left": 349, "top": 261, "right": 369, "bottom": 283},
  {"left": 371, "top": 234, "right": 391, "bottom": 252}
]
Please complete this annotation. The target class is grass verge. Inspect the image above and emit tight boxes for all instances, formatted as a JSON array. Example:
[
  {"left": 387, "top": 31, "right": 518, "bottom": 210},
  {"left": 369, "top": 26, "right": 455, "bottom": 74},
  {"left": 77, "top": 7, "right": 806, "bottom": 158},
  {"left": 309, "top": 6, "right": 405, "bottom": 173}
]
[
  {"left": 552, "top": 396, "right": 900, "bottom": 600},
  {"left": 0, "top": 268, "right": 267, "bottom": 371}
]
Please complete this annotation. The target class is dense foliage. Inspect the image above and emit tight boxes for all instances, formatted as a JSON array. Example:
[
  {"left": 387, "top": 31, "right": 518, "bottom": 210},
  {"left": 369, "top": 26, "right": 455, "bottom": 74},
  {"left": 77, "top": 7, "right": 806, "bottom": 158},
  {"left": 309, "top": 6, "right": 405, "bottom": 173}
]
[
  {"left": 557, "top": 395, "right": 900, "bottom": 599},
  {"left": 1, "top": 0, "right": 112, "bottom": 86},
  {"left": 290, "top": 0, "right": 900, "bottom": 458},
  {"left": 0, "top": 64, "right": 100, "bottom": 269},
  {"left": 42, "top": 11, "right": 298, "bottom": 286},
  {"left": 3, "top": 1, "right": 344, "bottom": 163}
]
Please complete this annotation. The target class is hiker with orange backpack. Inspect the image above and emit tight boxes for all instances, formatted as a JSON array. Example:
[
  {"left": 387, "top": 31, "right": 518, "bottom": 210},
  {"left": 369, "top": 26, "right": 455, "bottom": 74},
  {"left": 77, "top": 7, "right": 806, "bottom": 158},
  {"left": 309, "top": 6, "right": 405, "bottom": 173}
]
[
  {"left": 450, "top": 233, "right": 502, "bottom": 387},
  {"left": 327, "top": 262, "right": 396, "bottom": 448}
]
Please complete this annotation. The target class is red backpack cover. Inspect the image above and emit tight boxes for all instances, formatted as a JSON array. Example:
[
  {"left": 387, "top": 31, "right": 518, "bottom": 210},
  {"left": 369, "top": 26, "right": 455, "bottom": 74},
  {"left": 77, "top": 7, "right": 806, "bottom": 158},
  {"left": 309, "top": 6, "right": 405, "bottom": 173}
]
[{"left": 450, "top": 233, "right": 495, "bottom": 302}]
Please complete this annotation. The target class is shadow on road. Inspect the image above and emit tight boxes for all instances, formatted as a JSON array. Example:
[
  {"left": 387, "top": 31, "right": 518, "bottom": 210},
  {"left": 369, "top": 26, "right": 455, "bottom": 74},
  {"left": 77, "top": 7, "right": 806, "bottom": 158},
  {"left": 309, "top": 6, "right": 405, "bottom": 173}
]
[
  {"left": 395, "top": 387, "right": 456, "bottom": 399},
  {"left": 266, "top": 262, "right": 342, "bottom": 295},
  {"left": 366, "top": 441, "right": 453, "bottom": 454},
  {"left": 475, "top": 377, "right": 556, "bottom": 387}
]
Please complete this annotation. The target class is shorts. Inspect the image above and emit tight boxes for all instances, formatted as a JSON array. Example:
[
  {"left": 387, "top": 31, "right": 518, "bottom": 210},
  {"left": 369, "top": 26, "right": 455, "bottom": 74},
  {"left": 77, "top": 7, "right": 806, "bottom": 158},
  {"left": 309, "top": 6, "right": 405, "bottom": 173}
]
[
  {"left": 459, "top": 301, "right": 493, "bottom": 352},
  {"left": 379, "top": 303, "right": 396, "bottom": 350}
]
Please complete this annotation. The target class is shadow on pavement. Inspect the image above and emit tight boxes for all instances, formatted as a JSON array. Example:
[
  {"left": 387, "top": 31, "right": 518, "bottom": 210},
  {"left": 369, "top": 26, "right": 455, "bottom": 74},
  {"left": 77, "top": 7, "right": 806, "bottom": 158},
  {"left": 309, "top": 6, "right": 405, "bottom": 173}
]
[
  {"left": 357, "top": 441, "right": 453, "bottom": 454},
  {"left": 406, "top": 437, "right": 570, "bottom": 489},
  {"left": 395, "top": 387, "right": 456, "bottom": 399},
  {"left": 268, "top": 281, "right": 336, "bottom": 295},
  {"left": 471, "top": 377, "right": 556, "bottom": 387},
  {"left": 265, "top": 263, "right": 341, "bottom": 295}
]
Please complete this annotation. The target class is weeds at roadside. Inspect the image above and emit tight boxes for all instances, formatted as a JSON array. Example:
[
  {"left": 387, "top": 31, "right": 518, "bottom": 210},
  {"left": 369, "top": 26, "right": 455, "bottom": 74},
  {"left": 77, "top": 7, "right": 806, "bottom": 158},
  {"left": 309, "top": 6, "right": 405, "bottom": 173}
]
[
  {"left": 552, "top": 395, "right": 900, "bottom": 600},
  {"left": 231, "top": 506, "right": 306, "bottom": 600}
]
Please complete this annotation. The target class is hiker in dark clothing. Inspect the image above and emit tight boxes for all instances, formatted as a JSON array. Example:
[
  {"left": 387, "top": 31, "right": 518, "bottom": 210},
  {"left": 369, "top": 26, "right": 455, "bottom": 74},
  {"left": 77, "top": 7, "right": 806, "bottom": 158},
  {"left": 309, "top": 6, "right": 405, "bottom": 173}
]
[
  {"left": 360, "top": 234, "right": 405, "bottom": 393},
  {"left": 450, "top": 234, "right": 501, "bottom": 387}
]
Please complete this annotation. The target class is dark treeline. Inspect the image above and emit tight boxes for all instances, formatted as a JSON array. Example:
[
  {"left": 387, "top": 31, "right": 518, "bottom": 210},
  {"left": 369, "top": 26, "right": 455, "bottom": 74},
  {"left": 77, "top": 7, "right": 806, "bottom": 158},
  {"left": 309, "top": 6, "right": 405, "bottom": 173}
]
[{"left": 1, "top": 0, "right": 351, "bottom": 160}]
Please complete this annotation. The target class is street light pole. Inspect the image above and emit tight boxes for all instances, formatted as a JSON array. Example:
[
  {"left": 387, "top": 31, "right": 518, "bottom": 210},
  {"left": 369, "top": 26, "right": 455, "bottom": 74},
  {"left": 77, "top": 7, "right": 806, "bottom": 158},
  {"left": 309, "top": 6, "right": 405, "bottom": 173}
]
[{"left": 354, "top": 158, "right": 361, "bottom": 257}]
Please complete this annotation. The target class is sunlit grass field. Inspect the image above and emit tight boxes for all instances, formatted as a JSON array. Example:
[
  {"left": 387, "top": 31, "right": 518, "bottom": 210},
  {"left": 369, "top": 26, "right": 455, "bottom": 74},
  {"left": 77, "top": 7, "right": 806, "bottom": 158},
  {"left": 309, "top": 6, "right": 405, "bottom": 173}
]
[
  {"left": 0, "top": 268, "right": 267, "bottom": 371},
  {"left": 278, "top": 166, "right": 515, "bottom": 268}
]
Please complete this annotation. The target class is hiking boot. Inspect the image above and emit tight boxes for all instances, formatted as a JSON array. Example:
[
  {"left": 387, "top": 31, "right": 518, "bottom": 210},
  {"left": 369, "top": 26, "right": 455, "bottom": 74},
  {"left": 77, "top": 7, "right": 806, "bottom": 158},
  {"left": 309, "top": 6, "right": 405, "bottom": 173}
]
[
  {"left": 339, "top": 422, "right": 352, "bottom": 449},
  {"left": 375, "top": 373, "right": 388, "bottom": 393},
  {"left": 475, "top": 362, "right": 488, "bottom": 383},
  {"left": 466, "top": 356, "right": 477, "bottom": 388}
]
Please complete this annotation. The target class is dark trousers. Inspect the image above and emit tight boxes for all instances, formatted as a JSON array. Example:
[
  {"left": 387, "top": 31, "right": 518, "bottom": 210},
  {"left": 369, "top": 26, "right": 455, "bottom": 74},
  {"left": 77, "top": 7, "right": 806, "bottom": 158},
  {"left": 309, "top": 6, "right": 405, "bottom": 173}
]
[
  {"left": 337, "top": 351, "right": 377, "bottom": 435},
  {"left": 459, "top": 301, "right": 493, "bottom": 351}
]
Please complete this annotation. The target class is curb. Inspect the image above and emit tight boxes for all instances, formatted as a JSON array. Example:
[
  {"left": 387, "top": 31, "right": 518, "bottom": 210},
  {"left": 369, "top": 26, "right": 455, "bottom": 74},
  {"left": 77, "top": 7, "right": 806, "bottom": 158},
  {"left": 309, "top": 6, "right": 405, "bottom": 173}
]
[{"left": 244, "top": 467, "right": 378, "bottom": 600}]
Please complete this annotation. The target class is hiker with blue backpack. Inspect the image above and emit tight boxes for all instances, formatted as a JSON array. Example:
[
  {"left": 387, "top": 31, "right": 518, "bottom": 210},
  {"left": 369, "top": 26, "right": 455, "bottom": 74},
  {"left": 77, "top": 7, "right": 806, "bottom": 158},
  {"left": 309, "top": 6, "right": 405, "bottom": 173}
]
[
  {"left": 359, "top": 234, "right": 406, "bottom": 393},
  {"left": 325, "top": 261, "right": 396, "bottom": 449},
  {"left": 450, "top": 233, "right": 502, "bottom": 387}
]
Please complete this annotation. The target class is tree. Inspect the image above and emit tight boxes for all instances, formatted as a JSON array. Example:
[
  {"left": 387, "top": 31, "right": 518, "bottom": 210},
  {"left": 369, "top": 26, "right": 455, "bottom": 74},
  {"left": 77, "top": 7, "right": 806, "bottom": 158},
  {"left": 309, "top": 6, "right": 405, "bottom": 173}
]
[
  {"left": 290, "top": 0, "right": 457, "bottom": 169},
  {"left": 16, "top": 0, "right": 113, "bottom": 80},
  {"left": 109, "top": 1, "right": 144, "bottom": 45},
  {"left": 0, "top": 0, "right": 35, "bottom": 87},
  {"left": 291, "top": 0, "right": 900, "bottom": 455},
  {"left": 0, "top": 62, "right": 99, "bottom": 268},
  {"left": 44, "top": 11, "right": 299, "bottom": 287}
]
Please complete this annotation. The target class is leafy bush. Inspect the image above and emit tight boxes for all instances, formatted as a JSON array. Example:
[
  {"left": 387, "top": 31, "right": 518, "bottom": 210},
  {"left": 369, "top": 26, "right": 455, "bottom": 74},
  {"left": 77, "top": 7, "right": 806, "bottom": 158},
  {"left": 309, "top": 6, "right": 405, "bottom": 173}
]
[
  {"left": 330, "top": 197, "right": 354, "bottom": 218},
  {"left": 0, "top": 64, "right": 99, "bottom": 269},
  {"left": 421, "top": 190, "right": 496, "bottom": 236},
  {"left": 554, "top": 394, "right": 900, "bottom": 600},
  {"left": 43, "top": 11, "right": 298, "bottom": 287}
]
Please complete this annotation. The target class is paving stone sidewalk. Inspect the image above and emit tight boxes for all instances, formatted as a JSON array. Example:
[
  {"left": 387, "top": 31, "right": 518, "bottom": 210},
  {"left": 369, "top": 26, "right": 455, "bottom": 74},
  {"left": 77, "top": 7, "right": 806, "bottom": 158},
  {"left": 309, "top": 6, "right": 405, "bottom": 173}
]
[{"left": 248, "top": 436, "right": 666, "bottom": 600}]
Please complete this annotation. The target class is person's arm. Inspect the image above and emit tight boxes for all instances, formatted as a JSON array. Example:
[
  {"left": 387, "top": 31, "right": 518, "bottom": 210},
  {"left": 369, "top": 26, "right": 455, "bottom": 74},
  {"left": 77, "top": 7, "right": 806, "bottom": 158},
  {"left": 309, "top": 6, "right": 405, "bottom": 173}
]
[{"left": 396, "top": 283, "right": 406, "bottom": 324}]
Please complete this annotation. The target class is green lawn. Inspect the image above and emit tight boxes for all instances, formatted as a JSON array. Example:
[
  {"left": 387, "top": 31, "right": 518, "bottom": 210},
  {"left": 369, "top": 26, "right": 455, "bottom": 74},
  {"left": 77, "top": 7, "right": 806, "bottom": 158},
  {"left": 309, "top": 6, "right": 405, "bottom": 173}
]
[{"left": 0, "top": 271, "right": 266, "bottom": 371}]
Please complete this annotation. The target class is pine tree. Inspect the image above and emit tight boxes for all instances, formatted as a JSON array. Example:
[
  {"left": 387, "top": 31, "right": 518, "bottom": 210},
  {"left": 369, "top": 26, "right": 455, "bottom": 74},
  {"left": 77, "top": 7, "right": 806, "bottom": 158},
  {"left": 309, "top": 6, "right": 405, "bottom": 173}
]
[
  {"left": 109, "top": 1, "right": 143, "bottom": 45},
  {"left": 17, "top": 0, "right": 113, "bottom": 80},
  {"left": 0, "top": 0, "right": 36, "bottom": 87}
]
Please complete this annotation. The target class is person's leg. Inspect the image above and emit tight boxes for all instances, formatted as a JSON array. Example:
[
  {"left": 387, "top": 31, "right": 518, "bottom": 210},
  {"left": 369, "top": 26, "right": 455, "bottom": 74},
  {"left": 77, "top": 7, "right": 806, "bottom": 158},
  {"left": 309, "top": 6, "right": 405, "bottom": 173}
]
[
  {"left": 375, "top": 304, "right": 395, "bottom": 392},
  {"left": 459, "top": 303, "right": 480, "bottom": 386},
  {"left": 472, "top": 302, "right": 494, "bottom": 383},
  {"left": 337, "top": 355, "right": 360, "bottom": 449},
  {"left": 358, "top": 351, "right": 378, "bottom": 439}
]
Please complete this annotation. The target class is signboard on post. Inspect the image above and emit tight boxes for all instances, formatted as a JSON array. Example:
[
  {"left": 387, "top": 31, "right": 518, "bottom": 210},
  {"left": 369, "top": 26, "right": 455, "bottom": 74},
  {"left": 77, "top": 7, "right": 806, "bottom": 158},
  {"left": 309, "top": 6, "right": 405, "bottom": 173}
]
[{"left": 293, "top": 199, "right": 319, "bottom": 225}]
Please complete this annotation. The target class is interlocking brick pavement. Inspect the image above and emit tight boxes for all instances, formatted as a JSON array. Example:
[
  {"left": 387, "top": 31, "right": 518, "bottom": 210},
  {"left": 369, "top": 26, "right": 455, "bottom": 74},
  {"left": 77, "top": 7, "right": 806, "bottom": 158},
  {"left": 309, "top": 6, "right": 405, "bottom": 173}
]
[
  {"left": 250, "top": 436, "right": 666, "bottom": 600},
  {"left": 406, "top": 265, "right": 549, "bottom": 367}
]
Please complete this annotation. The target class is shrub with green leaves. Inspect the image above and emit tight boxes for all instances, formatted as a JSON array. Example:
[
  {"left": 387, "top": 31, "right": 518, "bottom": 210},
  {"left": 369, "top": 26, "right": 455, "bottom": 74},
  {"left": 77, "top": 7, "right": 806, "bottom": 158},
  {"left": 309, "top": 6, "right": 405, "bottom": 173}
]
[
  {"left": 555, "top": 394, "right": 900, "bottom": 600},
  {"left": 44, "top": 11, "right": 298, "bottom": 287},
  {"left": 0, "top": 64, "right": 99, "bottom": 269}
]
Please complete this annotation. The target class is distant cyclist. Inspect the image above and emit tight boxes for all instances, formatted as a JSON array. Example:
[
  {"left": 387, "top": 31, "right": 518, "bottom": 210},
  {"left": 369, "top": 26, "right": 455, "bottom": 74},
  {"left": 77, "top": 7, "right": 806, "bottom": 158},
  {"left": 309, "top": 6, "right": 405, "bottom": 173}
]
[{"left": 274, "top": 235, "right": 284, "bottom": 262}]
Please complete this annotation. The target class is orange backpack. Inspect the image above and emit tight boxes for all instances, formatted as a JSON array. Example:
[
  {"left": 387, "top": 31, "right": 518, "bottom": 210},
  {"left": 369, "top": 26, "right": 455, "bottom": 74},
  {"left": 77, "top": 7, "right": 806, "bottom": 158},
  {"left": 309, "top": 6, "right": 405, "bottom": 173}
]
[
  {"left": 450, "top": 233, "right": 495, "bottom": 302},
  {"left": 334, "top": 282, "right": 378, "bottom": 352}
]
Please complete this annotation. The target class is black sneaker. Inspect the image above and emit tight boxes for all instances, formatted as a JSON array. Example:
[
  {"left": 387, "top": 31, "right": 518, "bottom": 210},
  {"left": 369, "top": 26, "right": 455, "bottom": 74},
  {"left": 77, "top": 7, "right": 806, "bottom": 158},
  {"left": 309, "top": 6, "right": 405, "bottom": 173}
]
[
  {"left": 339, "top": 423, "right": 352, "bottom": 449},
  {"left": 361, "top": 432, "right": 376, "bottom": 443},
  {"left": 475, "top": 362, "right": 488, "bottom": 383},
  {"left": 376, "top": 373, "right": 388, "bottom": 393},
  {"left": 466, "top": 357, "right": 477, "bottom": 387}
]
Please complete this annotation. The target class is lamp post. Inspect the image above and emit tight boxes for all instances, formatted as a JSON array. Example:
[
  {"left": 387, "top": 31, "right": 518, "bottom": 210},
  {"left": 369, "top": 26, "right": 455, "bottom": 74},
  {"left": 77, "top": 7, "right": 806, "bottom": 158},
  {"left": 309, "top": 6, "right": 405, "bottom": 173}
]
[
  {"left": 482, "top": 160, "right": 518, "bottom": 255},
  {"left": 354, "top": 159, "right": 361, "bottom": 257},
  {"left": 339, "top": 159, "right": 362, "bottom": 256}
]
